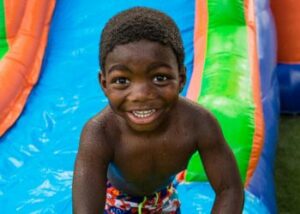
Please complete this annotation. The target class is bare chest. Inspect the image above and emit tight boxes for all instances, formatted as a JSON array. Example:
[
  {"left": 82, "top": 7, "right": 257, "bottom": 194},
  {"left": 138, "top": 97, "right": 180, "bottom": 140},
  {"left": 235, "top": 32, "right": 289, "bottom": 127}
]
[{"left": 111, "top": 132, "right": 196, "bottom": 182}]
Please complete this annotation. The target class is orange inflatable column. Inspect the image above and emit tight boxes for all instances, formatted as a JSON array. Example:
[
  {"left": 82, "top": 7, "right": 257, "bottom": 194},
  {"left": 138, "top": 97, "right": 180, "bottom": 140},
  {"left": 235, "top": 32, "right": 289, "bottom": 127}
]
[{"left": 0, "top": 0, "right": 55, "bottom": 136}]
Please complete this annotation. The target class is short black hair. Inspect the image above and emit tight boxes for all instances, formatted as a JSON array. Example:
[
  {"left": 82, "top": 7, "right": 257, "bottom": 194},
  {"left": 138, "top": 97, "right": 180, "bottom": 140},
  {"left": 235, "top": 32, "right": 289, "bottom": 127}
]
[{"left": 99, "top": 7, "right": 185, "bottom": 72}]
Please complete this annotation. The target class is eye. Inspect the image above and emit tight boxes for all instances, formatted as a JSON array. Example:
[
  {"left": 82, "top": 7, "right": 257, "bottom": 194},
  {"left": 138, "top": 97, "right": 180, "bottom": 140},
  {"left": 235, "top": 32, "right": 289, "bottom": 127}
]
[
  {"left": 113, "top": 77, "right": 130, "bottom": 85},
  {"left": 153, "top": 75, "right": 168, "bottom": 83}
]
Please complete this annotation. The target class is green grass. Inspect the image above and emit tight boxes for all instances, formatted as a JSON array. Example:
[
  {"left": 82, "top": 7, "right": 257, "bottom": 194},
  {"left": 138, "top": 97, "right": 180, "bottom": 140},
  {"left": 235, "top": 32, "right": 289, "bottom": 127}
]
[{"left": 275, "top": 115, "right": 300, "bottom": 213}]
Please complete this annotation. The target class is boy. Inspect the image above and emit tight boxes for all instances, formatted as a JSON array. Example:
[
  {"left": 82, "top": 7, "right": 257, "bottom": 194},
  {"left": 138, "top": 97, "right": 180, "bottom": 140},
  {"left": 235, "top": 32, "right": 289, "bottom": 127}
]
[{"left": 73, "top": 7, "right": 244, "bottom": 214}]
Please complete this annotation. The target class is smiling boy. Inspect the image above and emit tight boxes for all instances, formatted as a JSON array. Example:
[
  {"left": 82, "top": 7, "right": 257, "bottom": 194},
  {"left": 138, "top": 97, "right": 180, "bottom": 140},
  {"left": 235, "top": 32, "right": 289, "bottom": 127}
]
[{"left": 72, "top": 7, "right": 244, "bottom": 214}]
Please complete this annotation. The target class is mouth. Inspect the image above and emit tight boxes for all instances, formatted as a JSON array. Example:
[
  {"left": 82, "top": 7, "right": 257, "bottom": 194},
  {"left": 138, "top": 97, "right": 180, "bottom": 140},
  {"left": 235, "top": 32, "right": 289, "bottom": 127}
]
[
  {"left": 132, "top": 109, "right": 156, "bottom": 118},
  {"left": 126, "top": 108, "right": 161, "bottom": 125}
]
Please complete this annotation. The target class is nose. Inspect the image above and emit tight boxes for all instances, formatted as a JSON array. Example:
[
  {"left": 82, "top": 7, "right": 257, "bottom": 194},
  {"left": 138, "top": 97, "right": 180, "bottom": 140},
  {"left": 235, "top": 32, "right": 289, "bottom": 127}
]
[{"left": 128, "top": 82, "right": 155, "bottom": 102}]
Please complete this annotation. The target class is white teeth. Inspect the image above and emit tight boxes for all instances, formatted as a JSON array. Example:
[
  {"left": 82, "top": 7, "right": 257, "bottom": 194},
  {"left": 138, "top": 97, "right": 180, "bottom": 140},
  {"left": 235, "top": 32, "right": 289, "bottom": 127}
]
[{"left": 132, "top": 109, "right": 156, "bottom": 118}]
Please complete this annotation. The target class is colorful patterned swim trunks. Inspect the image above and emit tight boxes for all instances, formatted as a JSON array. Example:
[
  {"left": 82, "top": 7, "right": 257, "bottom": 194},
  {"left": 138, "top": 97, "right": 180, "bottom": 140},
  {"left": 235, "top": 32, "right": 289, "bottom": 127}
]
[{"left": 104, "top": 181, "right": 181, "bottom": 214}]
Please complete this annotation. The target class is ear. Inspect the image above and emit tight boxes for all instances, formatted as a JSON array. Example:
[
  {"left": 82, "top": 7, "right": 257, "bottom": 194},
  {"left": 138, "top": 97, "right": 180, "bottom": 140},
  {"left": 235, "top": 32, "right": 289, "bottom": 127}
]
[
  {"left": 179, "top": 66, "right": 186, "bottom": 93},
  {"left": 98, "top": 71, "right": 108, "bottom": 93}
]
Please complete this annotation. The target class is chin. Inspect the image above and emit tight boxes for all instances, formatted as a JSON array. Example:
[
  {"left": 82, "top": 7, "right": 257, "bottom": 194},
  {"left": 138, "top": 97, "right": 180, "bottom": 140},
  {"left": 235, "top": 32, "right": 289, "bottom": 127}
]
[{"left": 127, "top": 122, "right": 161, "bottom": 133}]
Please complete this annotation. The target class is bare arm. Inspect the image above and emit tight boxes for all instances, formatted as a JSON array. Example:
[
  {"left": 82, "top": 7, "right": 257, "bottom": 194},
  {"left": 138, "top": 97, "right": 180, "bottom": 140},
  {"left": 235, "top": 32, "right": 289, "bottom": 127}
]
[
  {"left": 72, "top": 119, "right": 112, "bottom": 214},
  {"left": 198, "top": 112, "right": 244, "bottom": 214}
]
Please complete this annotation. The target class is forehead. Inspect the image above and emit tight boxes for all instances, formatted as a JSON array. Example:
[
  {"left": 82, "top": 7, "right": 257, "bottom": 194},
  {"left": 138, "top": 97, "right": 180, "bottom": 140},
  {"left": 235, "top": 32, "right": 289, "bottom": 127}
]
[{"left": 105, "top": 40, "right": 178, "bottom": 70}]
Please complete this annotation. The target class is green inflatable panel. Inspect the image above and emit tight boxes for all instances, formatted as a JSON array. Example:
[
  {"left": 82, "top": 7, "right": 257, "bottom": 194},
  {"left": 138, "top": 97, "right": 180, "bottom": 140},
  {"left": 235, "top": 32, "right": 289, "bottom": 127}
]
[
  {"left": 186, "top": 0, "right": 255, "bottom": 183},
  {"left": 0, "top": 0, "right": 9, "bottom": 59}
]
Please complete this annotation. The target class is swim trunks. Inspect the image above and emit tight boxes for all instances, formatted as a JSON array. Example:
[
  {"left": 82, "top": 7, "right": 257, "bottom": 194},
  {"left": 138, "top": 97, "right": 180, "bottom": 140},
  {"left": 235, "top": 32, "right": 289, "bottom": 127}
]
[{"left": 104, "top": 181, "right": 181, "bottom": 214}]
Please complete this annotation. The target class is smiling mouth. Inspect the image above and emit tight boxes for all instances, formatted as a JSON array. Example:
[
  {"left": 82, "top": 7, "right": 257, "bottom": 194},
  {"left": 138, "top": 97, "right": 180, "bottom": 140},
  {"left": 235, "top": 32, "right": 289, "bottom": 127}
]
[
  {"left": 126, "top": 108, "right": 161, "bottom": 126},
  {"left": 132, "top": 109, "right": 156, "bottom": 118}
]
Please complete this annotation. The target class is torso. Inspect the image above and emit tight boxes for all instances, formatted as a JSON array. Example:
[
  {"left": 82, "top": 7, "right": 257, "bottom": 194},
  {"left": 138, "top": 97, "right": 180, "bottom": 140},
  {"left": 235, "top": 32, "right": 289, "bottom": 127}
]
[{"left": 99, "top": 97, "right": 205, "bottom": 196}]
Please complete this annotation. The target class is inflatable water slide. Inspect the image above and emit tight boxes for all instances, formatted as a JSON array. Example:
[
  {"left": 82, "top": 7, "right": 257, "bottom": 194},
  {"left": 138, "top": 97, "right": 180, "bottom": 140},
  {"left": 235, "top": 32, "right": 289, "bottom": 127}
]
[
  {"left": 0, "top": 0, "right": 281, "bottom": 213},
  {"left": 271, "top": 0, "right": 300, "bottom": 113}
]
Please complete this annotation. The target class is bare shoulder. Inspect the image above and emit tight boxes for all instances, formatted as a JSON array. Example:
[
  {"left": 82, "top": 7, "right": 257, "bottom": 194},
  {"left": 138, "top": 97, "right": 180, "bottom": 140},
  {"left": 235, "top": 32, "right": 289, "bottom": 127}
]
[
  {"left": 177, "top": 97, "right": 223, "bottom": 145},
  {"left": 84, "top": 106, "right": 120, "bottom": 138},
  {"left": 178, "top": 96, "right": 216, "bottom": 125},
  {"left": 78, "top": 106, "right": 119, "bottom": 161}
]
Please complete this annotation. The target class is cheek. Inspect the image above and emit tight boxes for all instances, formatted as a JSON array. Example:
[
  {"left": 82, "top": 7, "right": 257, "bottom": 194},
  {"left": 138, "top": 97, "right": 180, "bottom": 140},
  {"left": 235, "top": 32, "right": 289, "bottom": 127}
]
[
  {"left": 158, "top": 86, "right": 180, "bottom": 102},
  {"left": 106, "top": 90, "right": 125, "bottom": 105}
]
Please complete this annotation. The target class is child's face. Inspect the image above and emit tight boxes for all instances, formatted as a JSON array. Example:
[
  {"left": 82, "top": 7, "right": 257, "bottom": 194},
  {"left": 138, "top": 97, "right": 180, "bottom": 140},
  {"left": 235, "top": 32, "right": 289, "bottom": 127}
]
[{"left": 100, "top": 40, "right": 186, "bottom": 132}]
